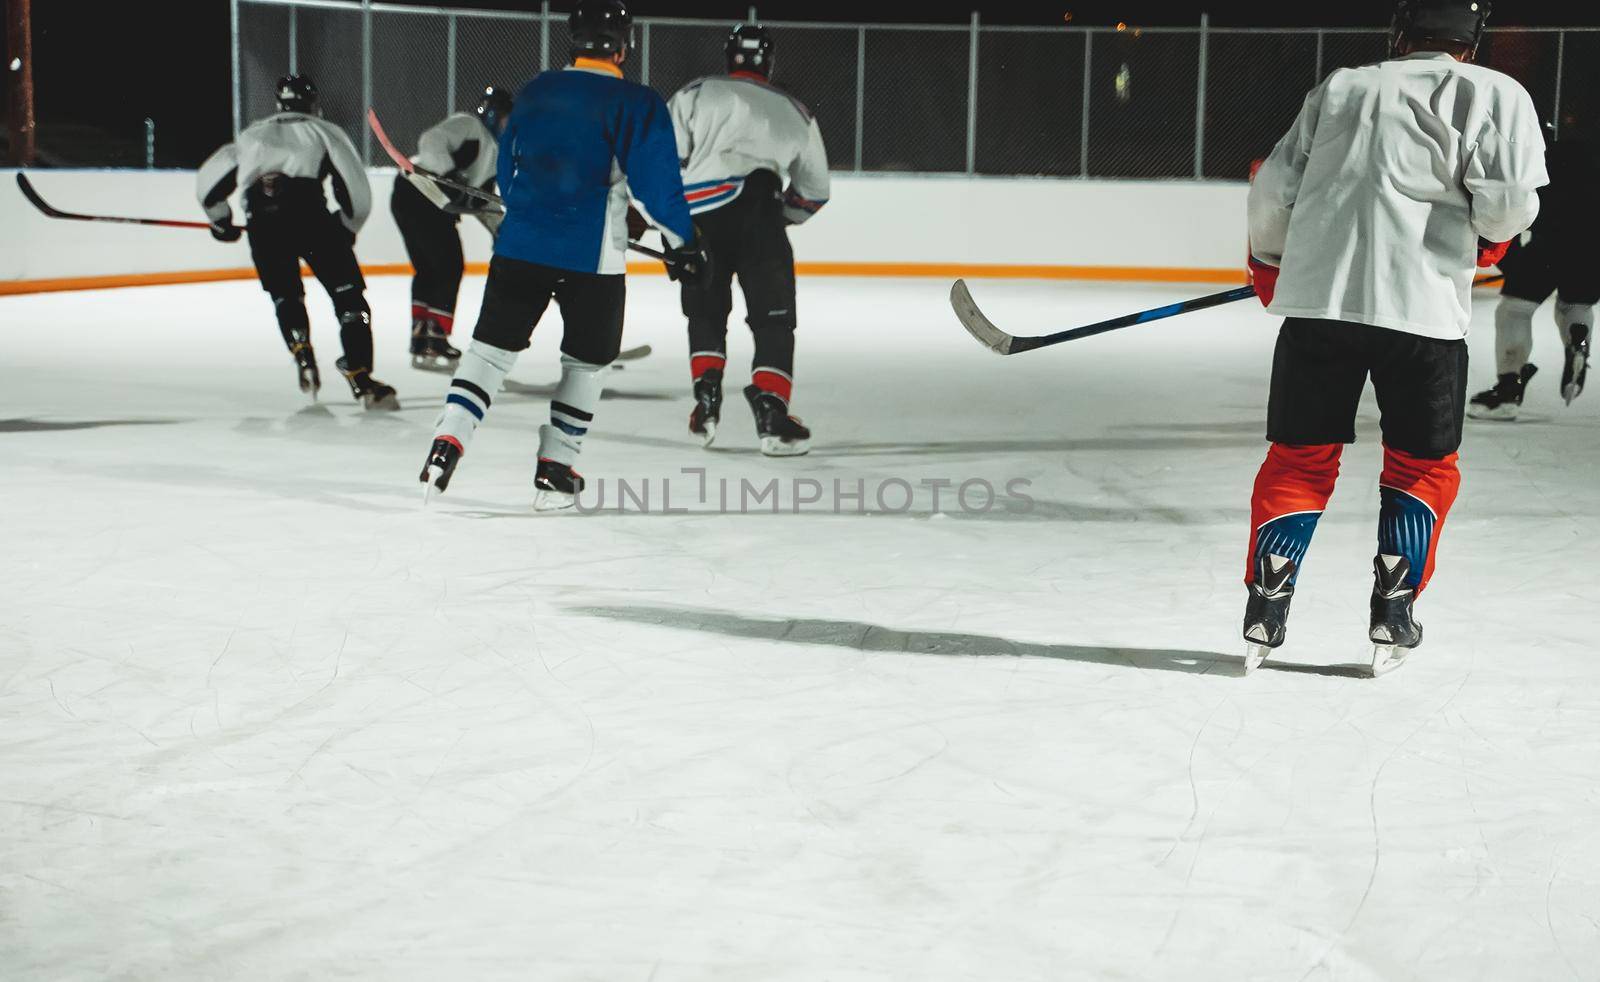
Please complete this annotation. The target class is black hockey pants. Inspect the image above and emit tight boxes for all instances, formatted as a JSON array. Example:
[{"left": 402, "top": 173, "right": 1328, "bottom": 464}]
[{"left": 391, "top": 176, "right": 465, "bottom": 319}]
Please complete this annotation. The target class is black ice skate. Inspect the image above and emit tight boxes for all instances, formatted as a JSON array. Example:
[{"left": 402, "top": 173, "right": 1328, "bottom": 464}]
[
  {"left": 1243, "top": 553, "right": 1296, "bottom": 674},
  {"left": 419, "top": 436, "right": 463, "bottom": 504},
  {"left": 1562, "top": 324, "right": 1589, "bottom": 405},
  {"left": 335, "top": 357, "right": 401, "bottom": 411},
  {"left": 533, "top": 457, "right": 585, "bottom": 511},
  {"left": 689, "top": 368, "right": 723, "bottom": 447},
  {"left": 1370, "top": 554, "right": 1423, "bottom": 676},
  {"left": 288, "top": 336, "right": 321, "bottom": 400},
  {"left": 409, "top": 318, "right": 461, "bottom": 373},
  {"left": 743, "top": 384, "right": 810, "bottom": 457},
  {"left": 1467, "top": 364, "right": 1537, "bottom": 421}
]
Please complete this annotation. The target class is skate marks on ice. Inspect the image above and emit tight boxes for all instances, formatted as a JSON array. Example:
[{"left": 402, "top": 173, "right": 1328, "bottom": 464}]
[
  {"left": 572, "top": 603, "right": 1238, "bottom": 676},
  {"left": 500, "top": 379, "right": 675, "bottom": 402},
  {"left": 0, "top": 417, "right": 182, "bottom": 433}
]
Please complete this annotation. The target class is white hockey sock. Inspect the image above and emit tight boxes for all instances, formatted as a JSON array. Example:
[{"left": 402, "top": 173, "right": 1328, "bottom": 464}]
[
  {"left": 537, "top": 354, "right": 605, "bottom": 466},
  {"left": 1555, "top": 299, "right": 1595, "bottom": 348},
  {"left": 436, "top": 340, "right": 518, "bottom": 451},
  {"left": 1494, "top": 297, "right": 1538, "bottom": 376}
]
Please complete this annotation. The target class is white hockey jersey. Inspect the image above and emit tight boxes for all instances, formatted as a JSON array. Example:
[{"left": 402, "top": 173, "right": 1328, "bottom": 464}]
[
  {"left": 1250, "top": 52, "right": 1547, "bottom": 340},
  {"left": 412, "top": 111, "right": 498, "bottom": 191},
  {"left": 196, "top": 112, "right": 372, "bottom": 233},
  {"left": 667, "top": 73, "right": 830, "bottom": 224}
]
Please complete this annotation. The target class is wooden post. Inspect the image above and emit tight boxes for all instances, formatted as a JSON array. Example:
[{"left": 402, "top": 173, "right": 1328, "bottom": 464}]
[{"left": 6, "top": 0, "right": 36, "bottom": 165}]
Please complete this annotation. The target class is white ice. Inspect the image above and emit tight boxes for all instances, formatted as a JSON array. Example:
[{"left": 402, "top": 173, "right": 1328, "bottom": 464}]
[{"left": 3, "top": 274, "right": 1598, "bottom": 980}]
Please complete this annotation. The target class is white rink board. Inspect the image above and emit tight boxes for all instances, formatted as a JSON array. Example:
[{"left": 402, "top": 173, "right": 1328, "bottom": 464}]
[
  {"left": 2, "top": 274, "right": 1598, "bottom": 980},
  {"left": 2, "top": 169, "right": 1247, "bottom": 281}
]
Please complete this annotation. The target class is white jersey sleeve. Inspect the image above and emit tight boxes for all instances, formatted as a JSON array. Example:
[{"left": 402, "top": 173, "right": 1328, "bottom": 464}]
[
  {"left": 413, "top": 112, "right": 499, "bottom": 189},
  {"left": 1247, "top": 87, "right": 1321, "bottom": 268},
  {"left": 196, "top": 142, "right": 241, "bottom": 226},
  {"left": 1464, "top": 88, "right": 1546, "bottom": 243},
  {"left": 313, "top": 118, "right": 371, "bottom": 233},
  {"left": 782, "top": 116, "right": 831, "bottom": 225}
]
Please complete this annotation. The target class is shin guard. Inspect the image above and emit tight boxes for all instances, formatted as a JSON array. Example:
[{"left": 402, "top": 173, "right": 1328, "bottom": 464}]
[
  {"left": 1378, "top": 447, "right": 1460, "bottom": 594},
  {"left": 437, "top": 340, "right": 517, "bottom": 452},
  {"left": 538, "top": 354, "right": 606, "bottom": 466},
  {"left": 1247, "top": 443, "right": 1342, "bottom": 584}
]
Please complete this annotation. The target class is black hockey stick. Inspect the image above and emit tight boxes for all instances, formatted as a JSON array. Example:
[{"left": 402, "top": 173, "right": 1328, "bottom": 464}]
[
  {"left": 367, "top": 109, "right": 669, "bottom": 262},
  {"left": 16, "top": 173, "right": 237, "bottom": 232},
  {"left": 950, "top": 279, "right": 1259, "bottom": 355}
]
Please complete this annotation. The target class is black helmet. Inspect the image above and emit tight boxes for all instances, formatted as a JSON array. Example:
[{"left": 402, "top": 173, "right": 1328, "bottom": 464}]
[
  {"left": 1390, "top": 0, "right": 1492, "bottom": 57},
  {"left": 275, "top": 75, "right": 319, "bottom": 115},
  {"left": 726, "top": 23, "right": 775, "bottom": 78},
  {"left": 569, "top": 0, "right": 632, "bottom": 60},
  {"left": 475, "top": 85, "right": 514, "bottom": 134}
]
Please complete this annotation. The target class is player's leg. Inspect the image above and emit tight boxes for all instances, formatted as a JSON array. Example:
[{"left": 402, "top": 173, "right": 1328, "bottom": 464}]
[
  {"left": 421, "top": 256, "right": 558, "bottom": 496},
  {"left": 735, "top": 177, "right": 808, "bottom": 457},
  {"left": 534, "top": 272, "right": 627, "bottom": 509},
  {"left": 680, "top": 207, "right": 737, "bottom": 446},
  {"left": 1244, "top": 318, "right": 1367, "bottom": 667},
  {"left": 1553, "top": 250, "right": 1595, "bottom": 405},
  {"left": 302, "top": 211, "right": 397, "bottom": 410},
  {"left": 1471, "top": 237, "right": 1552, "bottom": 420},
  {"left": 1368, "top": 331, "right": 1468, "bottom": 669},
  {"left": 245, "top": 214, "right": 321, "bottom": 397},
  {"left": 392, "top": 177, "right": 464, "bottom": 371}
]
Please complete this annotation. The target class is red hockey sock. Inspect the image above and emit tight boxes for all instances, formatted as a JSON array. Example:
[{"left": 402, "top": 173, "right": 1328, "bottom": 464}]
[
  {"left": 690, "top": 352, "right": 726, "bottom": 380},
  {"left": 751, "top": 367, "right": 793, "bottom": 403},
  {"left": 411, "top": 303, "right": 455, "bottom": 334},
  {"left": 1378, "top": 447, "right": 1460, "bottom": 594},
  {"left": 1247, "top": 443, "right": 1342, "bottom": 583}
]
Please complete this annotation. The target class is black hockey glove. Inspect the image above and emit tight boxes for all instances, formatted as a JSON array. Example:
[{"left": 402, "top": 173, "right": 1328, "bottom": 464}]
[
  {"left": 209, "top": 219, "right": 242, "bottom": 243},
  {"left": 664, "top": 238, "right": 710, "bottom": 286}
]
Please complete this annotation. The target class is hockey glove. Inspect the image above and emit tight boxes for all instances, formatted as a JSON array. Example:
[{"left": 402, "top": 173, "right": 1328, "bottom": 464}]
[
  {"left": 1248, "top": 256, "right": 1279, "bottom": 308},
  {"left": 626, "top": 205, "right": 650, "bottom": 242},
  {"left": 209, "top": 219, "right": 242, "bottom": 243},
  {"left": 664, "top": 239, "right": 711, "bottom": 286},
  {"left": 1477, "top": 237, "right": 1512, "bottom": 269}
]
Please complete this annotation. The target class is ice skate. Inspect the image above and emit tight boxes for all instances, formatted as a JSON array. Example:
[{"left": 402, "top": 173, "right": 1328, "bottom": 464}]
[
  {"left": 1562, "top": 325, "right": 1589, "bottom": 405},
  {"left": 744, "top": 384, "right": 810, "bottom": 457},
  {"left": 410, "top": 318, "right": 461, "bottom": 373},
  {"left": 287, "top": 335, "right": 321, "bottom": 401},
  {"left": 689, "top": 368, "right": 723, "bottom": 447},
  {"left": 419, "top": 436, "right": 463, "bottom": 504},
  {"left": 336, "top": 356, "right": 401, "bottom": 412},
  {"left": 1242, "top": 553, "right": 1296, "bottom": 674},
  {"left": 533, "top": 457, "right": 585, "bottom": 511},
  {"left": 1467, "top": 364, "right": 1536, "bottom": 421},
  {"left": 1369, "top": 554, "right": 1423, "bottom": 676}
]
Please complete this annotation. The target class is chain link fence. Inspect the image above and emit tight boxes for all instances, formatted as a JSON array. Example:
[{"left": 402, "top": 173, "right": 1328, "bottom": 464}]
[{"left": 234, "top": 0, "right": 1600, "bottom": 181}]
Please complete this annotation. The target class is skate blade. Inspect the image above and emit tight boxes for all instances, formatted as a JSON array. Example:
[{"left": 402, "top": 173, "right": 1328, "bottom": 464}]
[
  {"left": 1467, "top": 404, "right": 1518, "bottom": 421},
  {"left": 1563, "top": 383, "right": 1582, "bottom": 406},
  {"left": 364, "top": 394, "right": 402, "bottom": 412},
  {"left": 1370, "top": 644, "right": 1409, "bottom": 677},
  {"left": 533, "top": 489, "right": 577, "bottom": 512},
  {"left": 759, "top": 435, "right": 810, "bottom": 457},
  {"left": 699, "top": 419, "right": 717, "bottom": 448},
  {"left": 411, "top": 354, "right": 458, "bottom": 374},
  {"left": 1243, "top": 642, "right": 1274, "bottom": 675},
  {"left": 422, "top": 465, "right": 443, "bottom": 507}
]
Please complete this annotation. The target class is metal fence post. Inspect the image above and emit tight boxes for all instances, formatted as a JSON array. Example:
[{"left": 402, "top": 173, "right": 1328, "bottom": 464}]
[
  {"left": 854, "top": 26, "right": 865, "bottom": 172},
  {"left": 230, "top": 0, "right": 241, "bottom": 138},
  {"left": 966, "top": 12, "right": 979, "bottom": 175},
  {"left": 145, "top": 118, "right": 155, "bottom": 169},
  {"left": 540, "top": 1, "right": 550, "bottom": 72},
  {"left": 1194, "top": 12, "right": 1209, "bottom": 179},
  {"left": 748, "top": 6, "right": 757, "bottom": 23},
  {"left": 446, "top": 13, "right": 456, "bottom": 113},
  {"left": 641, "top": 21, "right": 650, "bottom": 86},
  {"left": 360, "top": 0, "right": 373, "bottom": 162},
  {"left": 1553, "top": 30, "right": 1566, "bottom": 139},
  {"left": 288, "top": 3, "right": 298, "bottom": 73},
  {"left": 1314, "top": 28, "right": 1324, "bottom": 82},
  {"left": 1079, "top": 30, "right": 1092, "bottom": 178}
]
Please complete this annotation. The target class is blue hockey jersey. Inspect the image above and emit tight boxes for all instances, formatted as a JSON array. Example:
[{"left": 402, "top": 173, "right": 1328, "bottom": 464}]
[{"left": 496, "top": 60, "right": 695, "bottom": 275}]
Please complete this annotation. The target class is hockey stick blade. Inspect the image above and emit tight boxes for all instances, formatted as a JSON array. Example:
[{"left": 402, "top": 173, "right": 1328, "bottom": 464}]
[
  {"left": 950, "top": 279, "right": 1015, "bottom": 355},
  {"left": 17, "top": 173, "right": 221, "bottom": 231}
]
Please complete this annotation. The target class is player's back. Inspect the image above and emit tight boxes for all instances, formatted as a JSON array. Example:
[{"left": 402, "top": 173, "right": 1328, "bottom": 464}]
[
  {"left": 236, "top": 113, "right": 348, "bottom": 187},
  {"left": 496, "top": 65, "right": 685, "bottom": 275},
  {"left": 674, "top": 76, "right": 813, "bottom": 180}
]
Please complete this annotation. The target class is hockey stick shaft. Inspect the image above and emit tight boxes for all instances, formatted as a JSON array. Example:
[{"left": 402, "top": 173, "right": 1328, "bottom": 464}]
[
  {"left": 366, "top": 109, "right": 668, "bottom": 262},
  {"left": 16, "top": 173, "right": 229, "bottom": 231},
  {"left": 951, "top": 279, "right": 1257, "bottom": 355}
]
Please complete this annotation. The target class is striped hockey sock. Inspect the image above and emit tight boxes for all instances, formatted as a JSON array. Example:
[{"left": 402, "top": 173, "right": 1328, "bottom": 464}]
[
  {"left": 751, "top": 365, "right": 793, "bottom": 403},
  {"left": 537, "top": 354, "right": 606, "bottom": 466},
  {"left": 435, "top": 340, "right": 517, "bottom": 451}
]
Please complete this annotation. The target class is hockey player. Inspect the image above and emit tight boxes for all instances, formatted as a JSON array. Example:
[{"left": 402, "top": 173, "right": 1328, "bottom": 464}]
[
  {"left": 666, "top": 23, "right": 830, "bottom": 456},
  {"left": 417, "top": 0, "right": 706, "bottom": 509},
  {"left": 1242, "top": 0, "right": 1546, "bottom": 674},
  {"left": 197, "top": 75, "right": 397, "bottom": 409},
  {"left": 391, "top": 85, "right": 514, "bottom": 372},
  {"left": 1468, "top": 130, "right": 1599, "bottom": 419}
]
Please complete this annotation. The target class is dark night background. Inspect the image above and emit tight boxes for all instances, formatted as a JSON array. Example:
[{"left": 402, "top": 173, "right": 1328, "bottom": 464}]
[{"left": 5, "top": 1, "right": 1600, "bottom": 167}]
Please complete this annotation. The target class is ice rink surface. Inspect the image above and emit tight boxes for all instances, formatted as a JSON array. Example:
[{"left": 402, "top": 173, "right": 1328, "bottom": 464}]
[{"left": 4, "top": 273, "right": 1598, "bottom": 980}]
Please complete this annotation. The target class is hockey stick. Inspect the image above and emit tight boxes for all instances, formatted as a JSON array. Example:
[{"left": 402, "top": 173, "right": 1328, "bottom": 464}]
[
  {"left": 951, "top": 279, "right": 1259, "bottom": 356},
  {"left": 16, "top": 173, "right": 233, "bottom": 232},
  {"left": 366, "top": 109, "right": 669, "bottom": 262}
]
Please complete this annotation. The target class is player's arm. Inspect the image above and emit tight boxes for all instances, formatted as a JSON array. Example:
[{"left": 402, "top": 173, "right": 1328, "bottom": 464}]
[
  {"left": 1465, "top": 86, "right": 1548, "bottom": 248},
  {"left": 666, "top": 84, "right": 696, "bottom": 167},
  {"left": 782, "top": 117, "right": 830, "bottom": 226},
  {"left": 196, "top": 142, "right": 240, "bottom": 227},
  {"left": 619, "top": 90, "right": 696, "bottom": 250},
  {"left": 1247, "top": 84, "right": 1323, "bottom": 269},
  {"left": 318, "top": 121, "right": 372, "bottom": 234}
]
